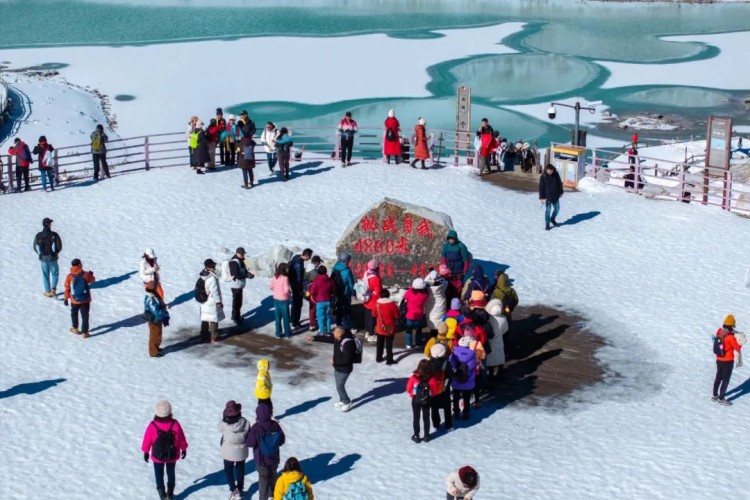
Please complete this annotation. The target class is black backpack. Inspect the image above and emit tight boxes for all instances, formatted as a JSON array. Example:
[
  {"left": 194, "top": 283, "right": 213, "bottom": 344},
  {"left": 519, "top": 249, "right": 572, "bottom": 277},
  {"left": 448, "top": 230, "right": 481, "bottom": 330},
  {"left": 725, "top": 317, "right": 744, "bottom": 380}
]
[
  {"left": 713, "top": 334, "right": 725, "bottom": 356},
  {"left": 415, "top": 381, "right": 431, "bottom": 407},
  {"left": 386, "top": 129, "right": 396, "bottom": 141},
  {"left": 151, "top": 421, "right": 177, "bottom": 462},
  {"left": 194, "top": 277, "right": 208, "bottom": 303},
  {"left": 454, "top": 360, "right": 470, "bottom": 384}
]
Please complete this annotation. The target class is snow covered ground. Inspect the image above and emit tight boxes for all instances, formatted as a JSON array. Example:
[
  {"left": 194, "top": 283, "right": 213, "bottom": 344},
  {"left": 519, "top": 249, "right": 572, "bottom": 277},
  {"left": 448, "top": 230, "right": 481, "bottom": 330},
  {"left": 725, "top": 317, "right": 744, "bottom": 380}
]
[{"left": 1, "top": 146, "right": 750, "bottom": 499}]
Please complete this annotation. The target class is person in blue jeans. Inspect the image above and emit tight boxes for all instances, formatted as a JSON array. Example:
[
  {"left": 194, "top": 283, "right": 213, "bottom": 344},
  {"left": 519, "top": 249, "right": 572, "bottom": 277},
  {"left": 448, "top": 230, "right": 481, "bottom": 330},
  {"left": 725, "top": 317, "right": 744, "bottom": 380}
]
[
  {"left": 33, "top": 217, "right": 63, "bottom": 297},
  {"left": 269, "top": 262, "right": 292, "bottom": 338},
  {"left": 538, "top": 163, "right": 564, "bottom": 231},
  {"left": 309, "top": 265, "right": 335, "bottom": 335}
]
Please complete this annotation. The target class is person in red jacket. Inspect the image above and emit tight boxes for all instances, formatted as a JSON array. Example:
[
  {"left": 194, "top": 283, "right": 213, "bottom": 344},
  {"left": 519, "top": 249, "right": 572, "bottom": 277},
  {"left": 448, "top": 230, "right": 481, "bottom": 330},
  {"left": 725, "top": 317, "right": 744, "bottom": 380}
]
[
  {"left": 373, "top": 288, "right": 399, "bottom": 364},
  {"left": 402, "top": 278, "right": 429, "bottom": 348},
  {"left": 477, "top": 118, "right": 497, "bottom": 175},
  {"left": 63, "top": 258, "right": 96, "bottom": 338},
  {"left": 308, "top": 265, "right": 336, "bottom": 335},
  {"left": 406, "top": 359, "right": 440, "bottom": 443},
  {"left": 713, "top": 314, "right": 742, "bottom": 406},
  {"left": 362, "top": 259, "right": 382, "bottom": 342},
  {"left": 383, "top": 109, "right": 401, "bottom": 164},
  {"left": 206, "top": 118, "right": 221, "bottom": 170},
  {"left": 7, "top": 137, "right": 33, "bottom": 192}
]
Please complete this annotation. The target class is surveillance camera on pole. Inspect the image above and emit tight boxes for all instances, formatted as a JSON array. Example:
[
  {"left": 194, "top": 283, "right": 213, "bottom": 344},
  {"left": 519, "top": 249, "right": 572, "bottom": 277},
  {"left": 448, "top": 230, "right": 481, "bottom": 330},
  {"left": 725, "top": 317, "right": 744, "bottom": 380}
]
[{"left": 547, "top": 106, "right": 556, "bottom": 120}]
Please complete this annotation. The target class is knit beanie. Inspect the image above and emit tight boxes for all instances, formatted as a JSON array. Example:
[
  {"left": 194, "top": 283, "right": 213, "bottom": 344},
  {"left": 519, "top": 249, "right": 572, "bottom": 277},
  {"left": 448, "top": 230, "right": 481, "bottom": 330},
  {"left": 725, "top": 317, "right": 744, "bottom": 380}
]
[
  {"left": 223, "top": 400, "right": 242, "bottom": 419},
  {"left": 155, "top": 400, "right": 172, "bottom": 418},
  {"left": 724, "top": 314, "right": 736, "bottom": 327},
  {"left": 450, "top": 298, "right": 462, "bottom": 311},
  {"left": 412, "top": 278, "right": 426, "bottom": 290},
  {"left": 458, "top": 466, "right": 478, "bottom": 488}
]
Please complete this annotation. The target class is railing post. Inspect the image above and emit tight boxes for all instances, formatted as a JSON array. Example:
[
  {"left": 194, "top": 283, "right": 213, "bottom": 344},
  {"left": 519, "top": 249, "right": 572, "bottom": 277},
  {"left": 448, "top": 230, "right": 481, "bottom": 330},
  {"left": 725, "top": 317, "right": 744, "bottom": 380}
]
[
  {"left": 436, "top": 132, "right": 444, "bottom": 166},
  {"left": 8, "top": 154, "right": 13, "bottom": 192},
  {"left": 724, "top": 171, "right": 732, "bottom": 211},
  {"left": 334, "top": 130, "right": 340, "bottom": 162},
  {"left": 53, "top": 149, "right": 59, "bottom": 185},
  {"left": 679, "top": 163, "right": 686, "bottom": 203},
  {"left": 591, "top": 148, "right": 598, "bottom": 178},
  {"left": 635, "top": 155, "right": 641, "bottom": 195},
  {"left": 144, "top": 136, "right": 150, "bottom": 171}
]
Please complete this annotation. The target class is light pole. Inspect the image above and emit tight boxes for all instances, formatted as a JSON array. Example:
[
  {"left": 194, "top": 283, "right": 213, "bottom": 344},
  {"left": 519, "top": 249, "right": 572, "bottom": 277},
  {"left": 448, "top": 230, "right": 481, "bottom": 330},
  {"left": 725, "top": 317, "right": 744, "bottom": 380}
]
[{"left": 547, "top": 101, "right": 598, "bottom": 146}]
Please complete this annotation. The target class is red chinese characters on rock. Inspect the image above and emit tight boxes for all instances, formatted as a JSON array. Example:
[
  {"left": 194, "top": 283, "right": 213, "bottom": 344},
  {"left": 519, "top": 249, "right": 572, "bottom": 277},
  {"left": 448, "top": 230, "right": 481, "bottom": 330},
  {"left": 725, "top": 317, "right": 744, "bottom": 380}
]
[{"left": 352, "top": 215, "right": 433, "bottom": 257}]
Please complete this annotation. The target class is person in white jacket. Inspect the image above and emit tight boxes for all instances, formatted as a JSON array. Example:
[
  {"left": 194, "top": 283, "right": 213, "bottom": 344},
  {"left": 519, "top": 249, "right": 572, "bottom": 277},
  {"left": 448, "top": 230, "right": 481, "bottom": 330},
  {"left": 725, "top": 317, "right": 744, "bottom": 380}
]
[
  {"left": 139, "top": 247, "right": 165, "bottom": 301},
  {"left": 424, "top": 267, "right": 450, "bottom": 334},
  {"left": 485, "top": 299, "right": 508, "bottom": 381},
  {"left": 219, "top": 400, "right": 250, "bottom": 499},
  {"left": 446, "top": 465, "right": 480, "bottom": 500},
  {"left": 200, "top": 259, "right": 224, "bottom": 343},
  {"left": 260, "top": 122, "right": 278, "bottom": 175}
]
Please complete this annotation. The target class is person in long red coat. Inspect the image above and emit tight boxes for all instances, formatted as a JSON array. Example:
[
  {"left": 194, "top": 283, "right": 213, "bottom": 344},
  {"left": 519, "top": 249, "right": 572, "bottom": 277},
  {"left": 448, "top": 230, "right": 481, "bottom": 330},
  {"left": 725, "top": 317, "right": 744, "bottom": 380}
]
[
  {"left": 383, "top": 109, "right": 401, "bottom": 164},
  {"left": 410, "top": 118, "right": 430, "bottom": 170}
]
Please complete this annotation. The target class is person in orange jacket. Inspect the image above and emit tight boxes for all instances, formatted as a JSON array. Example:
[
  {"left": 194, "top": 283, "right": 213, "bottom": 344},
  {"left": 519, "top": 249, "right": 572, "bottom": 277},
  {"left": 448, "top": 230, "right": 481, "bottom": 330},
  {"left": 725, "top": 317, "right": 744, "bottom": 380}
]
[
  {"left": 713, "top": 314, "right": 742, "bottom": 406},
  {"left": 63, "top": 258, "right": 96, "bottom": 338}
]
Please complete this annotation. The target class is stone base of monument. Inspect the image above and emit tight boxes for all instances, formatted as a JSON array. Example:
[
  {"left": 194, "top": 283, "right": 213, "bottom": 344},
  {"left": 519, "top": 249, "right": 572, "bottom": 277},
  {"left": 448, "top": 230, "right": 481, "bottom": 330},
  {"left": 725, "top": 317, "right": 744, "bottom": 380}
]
[{"left": 480, "top": 168, "right": 577, "bottom": 194}]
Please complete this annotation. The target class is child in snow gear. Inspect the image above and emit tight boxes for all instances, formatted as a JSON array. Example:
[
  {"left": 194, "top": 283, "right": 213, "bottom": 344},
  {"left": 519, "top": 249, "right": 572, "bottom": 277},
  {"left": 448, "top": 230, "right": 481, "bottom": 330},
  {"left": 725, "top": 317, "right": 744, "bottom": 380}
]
[
  {"left": 713, "top": 314, "right": 742, "bottom": 406},
  {"left": 373, "top": 288, "right": 400, "bottom": 364},
  {"left": 308, "top": 265, "right": 336, "bottom": 335},
  {"left": 246, "top": 403, "right": 286, "bottom": 500},
  {"left": 362, "top": 259, "right": 382, "bottom": 342},
  {"left": 332, "top": 326, "right": 357, "bottom": 412},
  {"left": 402, "top": 278, "right": 429, "bottom": 348},
  {"left": 90, "top": 124, "right": 110, "bottom": 180},
  {"left": 338, "top": 111, "right": 358, "bottom": 166},
  {"left": 539, "top": 164, "right": 564, "bottom": 230},
  {"left": 32, "top": 136, "right": 55, "bottom": 191},
  {"left": 429, "top": 342, "right": 453, "bottom": 431},
  {"left": 407, "top": 359, "right": 440, "bottom": 443},
  {"left": 228, "top": 247, "right": 253, "bottom": 325},
  {"left": 140, "top": 248, "right": 165, "bottom": 301},
  {"left": 270, "top": 262, "right": 293, "bottom": 338},
  {"left": 141, "top": 400, "right": 188, "bottom": 500},
  {"left": 63, "top": 258, "right": 96, "bottom": 338},
  {"left": 219, "top": 400, "right": 250, "bottom": 500},
  {"left": 446, "top": 465, "right": 480, "bottom": 500},
  {"left": 34, "top": 217, "right": 62, "bottom": 297},
  {"left": 199, "top": 259, "right": 224, "bottom": 342},
  {"left": 255, "top": 358, "right": 273, "bottom": 408},
  {"left": 144, "top": 285, "right": 170, "bottom": 357},
  {"left": 274, "top": 456, "right": 314, "bottom": 500},
  {"left": 7, "top": 137, "right": 33, "bottom": 192}
]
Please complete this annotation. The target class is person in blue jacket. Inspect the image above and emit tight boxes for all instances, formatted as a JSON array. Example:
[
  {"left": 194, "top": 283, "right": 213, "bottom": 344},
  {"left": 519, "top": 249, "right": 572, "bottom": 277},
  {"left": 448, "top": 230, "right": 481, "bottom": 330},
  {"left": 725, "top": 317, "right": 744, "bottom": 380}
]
[
  {"left": 538, "top": 164, "right": 564, "bottom": 231},
  {"left": 331, "top": 253, "right": 355, "bottom": 329},
  {"left": 440, "top": 230, "right": 471, "bottom": 281},
  {"left": 144, "top": 284, "right": 170, "bottom": 357}
]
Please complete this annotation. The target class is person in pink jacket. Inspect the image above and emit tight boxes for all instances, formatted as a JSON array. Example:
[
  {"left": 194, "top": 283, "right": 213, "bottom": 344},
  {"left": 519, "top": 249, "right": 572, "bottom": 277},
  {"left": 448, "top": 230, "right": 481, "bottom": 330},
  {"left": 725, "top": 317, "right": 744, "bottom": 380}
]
[
  {"left": 141, "top": 400, "right": 188, "bottom": 500},
  {"left": 269, "top": 262, "right": 292, "bottom": 338},
  {"left": 401, "top": 278, "right": 429, "bottom": 348}
]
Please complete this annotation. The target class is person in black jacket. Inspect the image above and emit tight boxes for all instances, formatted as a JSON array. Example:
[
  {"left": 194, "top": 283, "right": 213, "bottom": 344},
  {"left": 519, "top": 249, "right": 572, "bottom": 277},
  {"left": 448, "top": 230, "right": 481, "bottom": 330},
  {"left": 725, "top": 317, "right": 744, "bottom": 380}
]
[
  {"left": 623, "top": 165, "right": 644, "bottom": 190},
  {"left": 538, "top": 164, "right": 564, "bottom": 231},
  {"left": 288, "top": 248, "right": 312, "bottom": 328},
  {"left": 228, "top": 247, "right": 254, "bottom": 326},
  {"left": 33, "top": 217, "right": 63, "bottom": 297},
  {"left": 331, "top": 326, "right": 356, "bottom": 412}
]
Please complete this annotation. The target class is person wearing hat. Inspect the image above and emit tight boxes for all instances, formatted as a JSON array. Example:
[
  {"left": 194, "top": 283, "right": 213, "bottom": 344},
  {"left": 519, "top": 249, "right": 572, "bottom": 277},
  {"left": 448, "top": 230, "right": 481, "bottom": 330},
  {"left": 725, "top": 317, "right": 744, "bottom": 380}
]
[
  {"left": 274, "top": 457, "right": 314, "bottom": 500},
  {"left": 228, "top": 247, "right": 254, "bottom": 326},
  {"left": 362, "top": 259, "right": 382, "bottom": 342},
  {"left": 141, "top": 400, "right": 188, "bottom": 500},
  {"left": 337, "top": 111, "right": 358, "bottom": 167},
  {"left": 520, "top": 141, "right": 536, "bottom": 173},
  {"left": 424, "top": 322, "right": 452, "bottom": 359},
  {"left": 32, "top": 135, "right": 55, "bottom": 191},
  {"left": 406, "top": 358, "right": 440, "bottom": 443},
  {"left": 275, "top": 127, "right": 294, "bottom": 180},
  {"left": 215, "top": 108, "right": 227, "bottom": 165},
  {"left": 485, "top": 299, "right": 508, "bottom": 382},
  {"left": 449, "top": 336, "right": 477, "bottom": 420},
  {"left": 34, "top": 217, "right": 63, "bottom": 298},
  {"left": 713, "top": 314, "right": 742, "bottom": 406},
  {"left": 90, "top": 124, "right": 110, "bottom": 180},
  {"left": 410, "top": 117, "right": 430, "bottom": 169},
  {"left": 401, "top": 278, "right": 430, "bottom": 348},
  {"left": 443, "top": 298, "right": 464, "bottom": 323},
  {"left": 186, "top": 115, "right": 199, "bottom": 165},
  {"left": 245, "top": 402, "right": 286, "bottom": 500},
  {"left": 144, "top": 283, "right": 170, "bottom": 357},
  {"left": 440, "top": 230, "right": 471, "bottom": 283},
  {"left": 218, "top": 400, "right": 250, "bottom": 500},
  {"left": 140, "top": 247, "right": 165, "bottom": 301},
  {"left": 476, "top": 118, "right": 496, "bottom": 175},
  {"left": 331, "top": 253, "right": 355, "bottom": 329},
  {"left": 446, "top": 465, "right": 480, "bottom": 499},
  {"left": 539, "top": 163, "right": 564, "bottom": 231},
  {"left": 199, "top": 259, "right": 224, "bottom": 342},
  {"left": 373, "top": 288, "right": 400, "bottom": 364},
  {"left": 383, "top": 109, "right": 401, "bottom": 164},
  {"left": 424, "top": 268, "right": 450, "bottom": 339},
  {"left": 190, "top": 120, "right": 210, "bottom": 174},
  {"left": 255, "top": 358, "right": 273, "bottom": 407},
  {"left": 7, "top": 137, "right": 33, "bottom": 192},
  {"left": 220, "top": 114, "right": 239, "bottom": 166},
  {"left": 462, "top": 264, "right": 491, "bottom": 303},
  {"left": 63, "top": 258, "right": 96, "bottom": 338},
  {"left": 238, "top": 110, "right": 256, "bottom": 139},
  {"left": 428, "top": 340, "right": 453, "bottom": 431}
]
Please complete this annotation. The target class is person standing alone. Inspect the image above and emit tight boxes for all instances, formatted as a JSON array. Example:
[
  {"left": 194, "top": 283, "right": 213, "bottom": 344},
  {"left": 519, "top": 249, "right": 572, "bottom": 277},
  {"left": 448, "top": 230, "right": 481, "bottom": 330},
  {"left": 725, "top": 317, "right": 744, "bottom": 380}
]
[
  {"left": 90, "top": 124, "right": 110, "bottom": 180},
  {"left": 63, "top": 258, "right": 96, "bottom": 338},
  {"left": 288, "top": 248, "right": 312, "bottom": 329},
  {"left": 713, "top": 314, "right": 743, "bottom": 406},
  {"left": 338, "top": 111, "right": 358, "bottom": 167},
  {"left": 34, "top": 217, "right": 63, "bottom": 298},
  {"left": 228, "top": 247, "right": 254, "bottom": 326},
  {"left": 32, "top": 135, "right": 55, "bottom": 192},
  {"left": 538, "top": 164, "right": 564, "bottom": 231}
]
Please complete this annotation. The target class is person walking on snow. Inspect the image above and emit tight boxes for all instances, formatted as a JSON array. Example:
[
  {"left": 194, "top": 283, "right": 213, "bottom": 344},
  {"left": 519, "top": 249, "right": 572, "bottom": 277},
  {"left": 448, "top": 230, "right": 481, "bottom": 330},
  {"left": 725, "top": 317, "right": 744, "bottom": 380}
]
[
  {"left": 288, "top": 249, "right": 312, "bottom": 328},
  {"left": 199, "top": 259, "right": 224, "bottom": 343},
  {"left": 338, "top": 111, "right": 358, "bottom": 167},
  {"left": 245, "top": 403, "right": 286, "bottom": 500},
  {"left": 140, "top": 248, "right": 165, "bottom": 301},
  {"left": 144, "top": 284, "right": 170, "bottom": 358},
  {"left": 308, "top": 265, "right": 336, "bottom": 335},
  {"left": 255, "top": 358, "right": 273, "bottom": 408},
  {"left": 260, "top": 122, "right": 279, "bottom": 174},
  {"left": 63, "top": 258, "right": 96, "bottom": 338},
  {"left": 446, "top": 465, "right": 480, "bottom": 500},
  {"left": 410, "top": 117, "right": 430, "bottom": 169},
  {"left": 331, "top": 254, "right": 355, "bottom": 330},
  {"left": 384, "top": 109, "right": 401, "bottom": 164},
  {"left": 713, "top": 314, "right": 743, "bottom": 406},
  {"left": 539, "top": 163, "right": 564, "bottom": 231},
  {"left": 7, "top": 137, "right": 32, "bottom": 192},
  {"left": 32, "top": 135, "right": 55, "bottom": 191},
  {"left": 229, "top": 247, "right": 254, "bottom": 325},
  {"left": 373, "top": 288, "right": 399, "bottom": 365},
  {"left": 332, "top": 326, "right": 357, "bottom": 412},
  {"left": 362, "top": 259, "right": 382, "bottom": 343},
  {"left": 406, "top": 358, "right": 440, "bottom": 443},
  {"left": 273, "top": 457, "right": 314, "bottom": 500},
  {"left": 218, "top": 400, "right": 250, "bottom": 500},
  {"left": 34, "top": 217, "right": 62, "bottom": 298},
  {"left": 90, "top": 124, "right": 110, "bottom": 180},
  {"left": 141, "top": 400, "right": 188, "bottom": 500},
  {"left": 269, "top": 262, "right": 293, "bottom": 338}
]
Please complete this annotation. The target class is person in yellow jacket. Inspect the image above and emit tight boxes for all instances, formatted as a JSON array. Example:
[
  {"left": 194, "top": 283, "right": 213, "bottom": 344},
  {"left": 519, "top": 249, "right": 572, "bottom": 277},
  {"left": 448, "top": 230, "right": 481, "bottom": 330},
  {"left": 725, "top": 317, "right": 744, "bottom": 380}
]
[
  {"left": 274, "top": 457, "right": 314, "bottom": 500},
  {"left": 424, "top": 322, "right": 453, "bottom": 358},
  {"left": 255, "top": 359, "right": 273, "bottom": 407}
]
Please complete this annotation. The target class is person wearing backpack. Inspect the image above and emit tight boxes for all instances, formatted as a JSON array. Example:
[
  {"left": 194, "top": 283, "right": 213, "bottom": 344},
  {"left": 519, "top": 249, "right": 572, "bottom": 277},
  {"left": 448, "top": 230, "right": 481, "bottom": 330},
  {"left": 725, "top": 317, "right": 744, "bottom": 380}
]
[
  {"left": 446, "top": 465, "right": 480, "bottom": 500},
  {"left": 33, "top": 217, "right": 63, "bottom": 298},
  {"left": 373, "top": 288, "right": 399, "bottom": 364},
  {"left": 90, "top": 124, "right": 110, "bottom": 180},
  {"left": 406, "top": 358, "right": 440, "bottom": 443},
  {"left": 142, "top": 400, "right": 188, "bottom": 500},
  {"left": 144, "top": 284, "right": 170, "bottom": 358},
  {"left": 270, "top": 262, "right": 293, "bottom": 339},
  {"left": 276, "top": 128, "right": 294, "bottom": 180},
  {"left": 383, "top": 109, "right": 401, "bottom": 165},
  {"left": 332, "top": 326, "right": 357, "bottom": 412},
  {"left": 32, "top": 136, "right": 55, "bottom": 192},
  {"left": 401, "top": 278, "right": 429, "bottom": 348},
  {"left": 713, "top": 314, "right": 743, "bottom": 406},
  {"left": 308, "top": 265, "right": 336, "bottom": 335},
  {"left": 331, "top": 254, "right": 355, "bottom": 330},
  {"left": 219, "top": 400, "right": 250, "bottom": 500},
  {"left": 228, "top": 247, "right": 254, "bottom": 326},
  {"left": 246, "top": 403, "right": 286, "bottom": 500},
  {"left": 539, "top": 163, "right": 564, "bottom": 231},
  {"left": 255, "top": 358, "right": 273, "bottom": 408},
  {"left": 140, "top": 247, "right": 165, "bottom": 301},
  {"left": 441, "top": 230, "right": 471, "bottom": 282},
  {"left": 425, "top": 322, "right": 452, "bottom": 359},
  {"left": 63, "top": 258, "right": 96, "bottom": 338},
  {"left": 198, "top": 259, "right": 224, "bottom": 343},
  {"left": 362, "top": 259, "right": 382, "bottom": 342},
  {"left": 461, "top": 264, "right": 491, "bottom": 303},
  {"left": 428, "top": 343, "right": 453, "bottom": 431},
  {"left": 450, "top": 337, "right": 478, "bottom": 420},
  {"left": 7, "top": 137, "right": 33, "bottom": 192},
  {"left": 274, "top": 456, "right": 314, "bottom": 500}
]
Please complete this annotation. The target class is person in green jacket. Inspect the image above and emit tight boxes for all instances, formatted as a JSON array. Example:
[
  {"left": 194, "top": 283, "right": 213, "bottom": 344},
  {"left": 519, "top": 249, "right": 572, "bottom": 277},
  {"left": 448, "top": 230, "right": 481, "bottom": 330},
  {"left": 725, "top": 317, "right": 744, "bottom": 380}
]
[
  {"left": 440, "top": 230, "right": 471, "bottom": 281},
  {"left": 491, "top": 271, "right": 519, "bottom": 321}
]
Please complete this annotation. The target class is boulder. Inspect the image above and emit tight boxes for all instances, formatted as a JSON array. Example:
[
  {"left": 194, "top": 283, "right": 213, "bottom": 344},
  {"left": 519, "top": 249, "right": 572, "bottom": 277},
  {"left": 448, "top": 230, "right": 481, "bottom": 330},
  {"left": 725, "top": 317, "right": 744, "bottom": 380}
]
[{"left": 335, "top": 198, "right": 454, "bottom": 287}]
